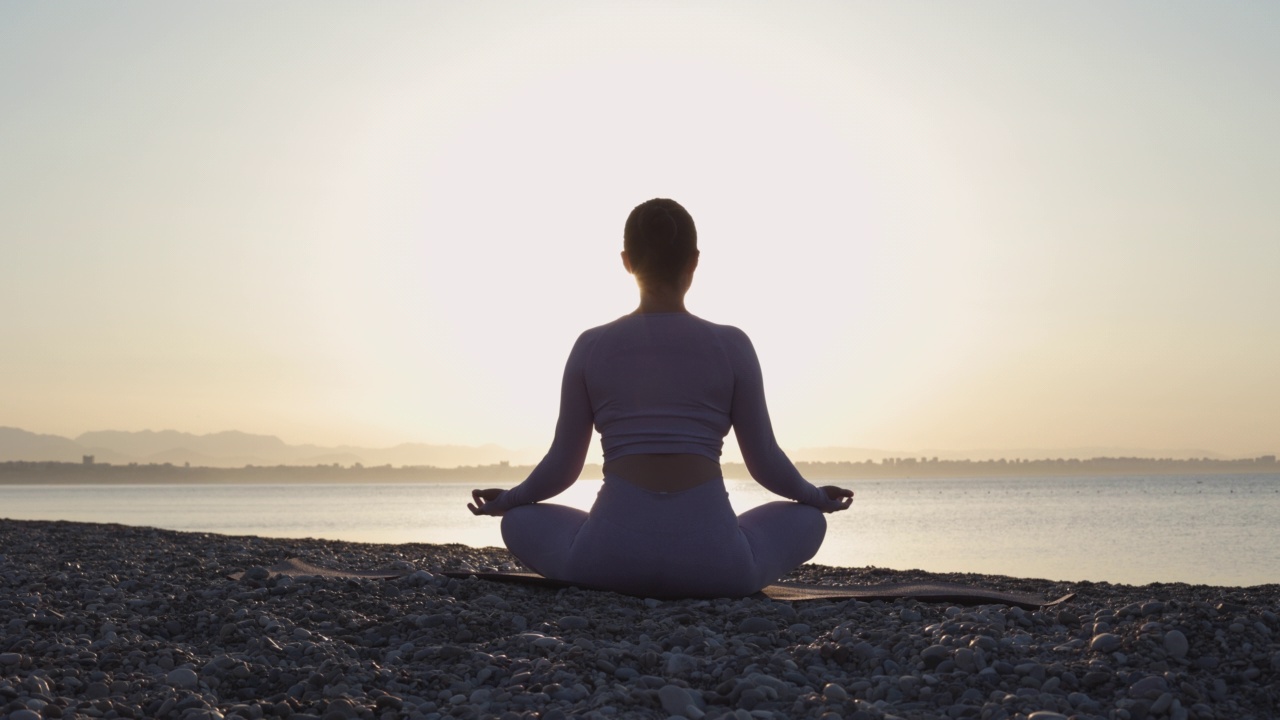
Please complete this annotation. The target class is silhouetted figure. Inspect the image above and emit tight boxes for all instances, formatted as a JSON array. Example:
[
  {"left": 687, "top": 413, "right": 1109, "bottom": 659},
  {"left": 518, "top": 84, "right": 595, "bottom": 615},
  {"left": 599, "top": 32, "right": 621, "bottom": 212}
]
[{"left": 468, "top": 198, "right": 852, "bottom": 598}]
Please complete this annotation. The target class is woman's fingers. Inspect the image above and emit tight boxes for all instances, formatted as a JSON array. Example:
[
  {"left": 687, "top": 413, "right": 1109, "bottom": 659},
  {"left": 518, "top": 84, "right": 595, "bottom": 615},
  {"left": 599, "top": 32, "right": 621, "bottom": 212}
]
[
  {"left": 820, "top": 485, "right": 854, "bottom": 512},
  {"left": 468, "top": 488, "right": 506, "bottom": 516}
]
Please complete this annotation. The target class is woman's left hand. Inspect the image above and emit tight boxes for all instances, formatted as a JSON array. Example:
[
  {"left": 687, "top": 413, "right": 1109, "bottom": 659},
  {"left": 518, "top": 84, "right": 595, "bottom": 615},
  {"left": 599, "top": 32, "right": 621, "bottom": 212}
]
[
  {"left": 468, "top": 488, "right": 507, "bottom": 516},
  {"left": 818, "top": 485, "right": 854, "bottom": 513}
]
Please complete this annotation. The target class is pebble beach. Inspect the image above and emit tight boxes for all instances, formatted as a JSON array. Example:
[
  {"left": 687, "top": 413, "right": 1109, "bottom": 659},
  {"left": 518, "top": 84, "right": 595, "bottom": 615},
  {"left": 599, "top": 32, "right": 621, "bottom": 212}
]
[{"left": 1, "top": 519, "right": 1276, "bottom": 720}]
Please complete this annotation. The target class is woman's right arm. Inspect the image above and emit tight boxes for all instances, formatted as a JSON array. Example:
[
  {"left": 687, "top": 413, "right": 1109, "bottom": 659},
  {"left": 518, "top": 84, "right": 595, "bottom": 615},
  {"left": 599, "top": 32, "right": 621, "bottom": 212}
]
[{"left": 472, "top": 331, "right": 596, "bottom": 515}]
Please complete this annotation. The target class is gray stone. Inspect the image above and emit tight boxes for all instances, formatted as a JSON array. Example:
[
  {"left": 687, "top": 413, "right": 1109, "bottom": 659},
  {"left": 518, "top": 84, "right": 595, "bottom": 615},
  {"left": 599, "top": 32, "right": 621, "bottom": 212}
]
[
  {"left": 167, "top": 667, "right": 200, "bottom": 690},
  {"left": 737, "top": 617, "right": 778, "bottom": 634},
  {"left": 665, "top": 652, "right": 697, "bottom": 675},
  {"left": 921, "top": 644, "right": 950, "bottom": 668},
  {"left": 85, "top": 681, "right": 109, "bottom": 699},
  {"left": 737, "top": 687, "right": 765, "bottom": 710},
  {"left": 559, "top": 615, "right": 589, "bottom": 630},
  {"left": 659, "top": 684, "right": 696, "bottom": 716},
  {"left": 0, "top": 652, "right": 22, "bottom": 666},
  {"left": 1128, "top": 675, "right": 1168, "bottom": 699},
  {"left": 1195, "top": 655, "right": 1220, "bottom": 670},
  {"left": 822, "top": 683, "right": 849, "bottom": 701},
  {"left": 1163, "top": 629, "right": 1189, "bottom": 659},
  {"left": 1090, "top": 633, "right": 1122, "bottom": 653}
]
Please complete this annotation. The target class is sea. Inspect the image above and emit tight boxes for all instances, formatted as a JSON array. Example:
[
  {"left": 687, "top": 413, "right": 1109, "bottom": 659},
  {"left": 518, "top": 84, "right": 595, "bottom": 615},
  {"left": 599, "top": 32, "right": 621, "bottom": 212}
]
[{"left": 2, "top": 473, "right": 1278, "bottom": 588}]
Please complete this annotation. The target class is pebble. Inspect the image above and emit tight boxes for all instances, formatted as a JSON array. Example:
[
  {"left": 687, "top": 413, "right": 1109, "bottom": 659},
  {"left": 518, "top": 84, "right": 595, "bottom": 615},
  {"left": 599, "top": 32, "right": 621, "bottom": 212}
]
[
  {"left": 1128, "top": 674, "right": 1168, "bottom": 699},
  {"left": 920, "top": 644, "right": 950, "bottom": 668},
  {"left": 167, "top": 668, "right": 200, "bottom": 690},
  {"left": 2, "top": 518, "right": 1278, "bottom": 720},
  {"left": 1090, "top": 632, "right": 1123, "bottom": 653},
  {"left": 558, "top": 615, "right": 590, "bottom": 630},
  {"left": 1163, "top": 628, "right": 1189, "bottom": 659},
  {"left": 822, "top": 682, "right": 849, "bottom": 701},
  {"left": 658, "top": 684, "right": 696, "bottom": 715},
  {"left": 738, "top": 616, "right": 778, "bottom": 634}
]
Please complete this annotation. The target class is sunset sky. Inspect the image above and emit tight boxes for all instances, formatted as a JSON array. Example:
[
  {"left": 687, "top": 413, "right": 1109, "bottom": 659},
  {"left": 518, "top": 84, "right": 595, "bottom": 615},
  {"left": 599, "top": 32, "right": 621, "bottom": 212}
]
[{"left": 3, "top": 3, "right": 1277, "bottom": 461}]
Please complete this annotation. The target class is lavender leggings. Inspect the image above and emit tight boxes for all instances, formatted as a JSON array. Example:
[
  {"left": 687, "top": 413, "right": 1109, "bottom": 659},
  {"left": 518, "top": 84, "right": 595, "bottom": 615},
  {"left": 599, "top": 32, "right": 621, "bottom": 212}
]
[{"left": 500, "top": 475, "right": 826, "bottom": 599}]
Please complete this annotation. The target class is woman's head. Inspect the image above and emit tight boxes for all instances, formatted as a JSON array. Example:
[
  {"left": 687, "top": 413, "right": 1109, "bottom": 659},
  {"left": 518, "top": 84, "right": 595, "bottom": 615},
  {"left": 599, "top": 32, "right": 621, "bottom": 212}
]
[{"left": 623, "top": 198, "right": 698, "bottom": 289}]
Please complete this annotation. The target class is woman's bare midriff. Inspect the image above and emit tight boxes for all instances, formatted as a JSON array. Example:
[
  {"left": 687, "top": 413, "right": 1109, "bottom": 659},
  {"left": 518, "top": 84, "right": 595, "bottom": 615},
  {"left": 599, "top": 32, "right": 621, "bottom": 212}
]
[{"left": 604, "top": 453, "right": 721, "bottom": 492}]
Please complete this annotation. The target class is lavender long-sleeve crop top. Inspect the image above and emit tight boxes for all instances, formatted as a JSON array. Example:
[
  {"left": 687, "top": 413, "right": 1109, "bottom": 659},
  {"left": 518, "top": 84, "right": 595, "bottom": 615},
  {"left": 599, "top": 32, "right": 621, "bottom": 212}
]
[{"left": 484, "top": 313, "right": 835, "bottom": 513}]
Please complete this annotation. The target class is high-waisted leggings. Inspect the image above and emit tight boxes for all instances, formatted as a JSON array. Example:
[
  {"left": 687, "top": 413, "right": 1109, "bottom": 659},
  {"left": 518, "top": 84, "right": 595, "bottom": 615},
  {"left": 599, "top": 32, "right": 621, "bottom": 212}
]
[{"left": 500, "top": 475, "right": 826, "bottom": 599}]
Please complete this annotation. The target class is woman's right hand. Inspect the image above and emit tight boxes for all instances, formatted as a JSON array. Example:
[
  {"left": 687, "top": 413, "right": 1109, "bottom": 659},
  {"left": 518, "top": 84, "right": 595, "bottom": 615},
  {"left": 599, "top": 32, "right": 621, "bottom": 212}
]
[
  {"left": 468, "top": 488, "right": 506, "bottom": 516},
  {"left": 819, "top": 485, "right": 854, "bottom": 513}
]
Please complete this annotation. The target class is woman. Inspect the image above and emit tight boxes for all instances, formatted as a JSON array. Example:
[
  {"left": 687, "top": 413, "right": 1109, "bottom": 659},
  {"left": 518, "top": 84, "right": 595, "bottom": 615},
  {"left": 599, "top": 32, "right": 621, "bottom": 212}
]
[{"left": 468, "top": 198, "right": 853, "bottom": 598}]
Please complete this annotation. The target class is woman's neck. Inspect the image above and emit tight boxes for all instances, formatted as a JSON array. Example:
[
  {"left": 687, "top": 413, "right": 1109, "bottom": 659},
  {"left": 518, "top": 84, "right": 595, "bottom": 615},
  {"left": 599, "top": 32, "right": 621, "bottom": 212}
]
[{"left": 634, "top": 288, "right": 688, "bottom": 314}]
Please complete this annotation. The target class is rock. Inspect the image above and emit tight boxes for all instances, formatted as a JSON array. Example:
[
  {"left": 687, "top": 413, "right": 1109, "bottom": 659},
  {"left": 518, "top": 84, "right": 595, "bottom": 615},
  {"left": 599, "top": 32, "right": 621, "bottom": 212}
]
[
  {"left": 242, "top": 566, "right": 270, "bottom": 582},
  {"left": 920, "top": 644, "right": 950, "bottom": 668},
  {"left": 665, "top": 652, "right": 697, "bottom": 675},
  {"left": 85, "top": 682, "right": 109, "bottom": 699},
  {"left": 1128, "top": 675, "right": 1168, "bottom": 699},
  {"left": 1090, "top": 633, "right": 1122, "bottom": 653},
  {"left": 954, "top": 647, "right": 977, "bottom": 673},
  {"left": 737, "top": 617, "right": 778, "bottom": 634},
  {"left": 737, "top": 687, "right": 766, "bottom": 710},
  {"left": 167, "top": 668, "right": 200, "bottom": 690},
  {"left": 658, "top": 685, "right": 695, "bottom": 715},
  {"left": 559, "top": 615, "right": 590, "bottom": 630},
  {"left": 1195, "top": 655, "right": 1220, "bottom": 670},
  {"left": 0, "top": 652, "right": 22, "bottom": 666},
  {"left": 1163, "top": 629, "right": 1189, "bottom": 659},
  {"left": 1027, "top": 713, "right": 1068, "bottom": 720},
  {"left": 322, "top": 698, "right": 358, "bottom": 719},
  {"left": 1141, "top": 601, "right": 1166, "bottom": 616},
  {"left": 822, "top": 683, "right": 849, "bottom": 701}
]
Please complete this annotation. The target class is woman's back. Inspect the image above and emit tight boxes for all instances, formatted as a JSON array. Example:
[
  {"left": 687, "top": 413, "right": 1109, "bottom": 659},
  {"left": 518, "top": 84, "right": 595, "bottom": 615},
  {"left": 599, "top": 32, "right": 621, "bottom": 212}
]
[{"left": 580, "top": 312, "right": 743, "bottom": 463}]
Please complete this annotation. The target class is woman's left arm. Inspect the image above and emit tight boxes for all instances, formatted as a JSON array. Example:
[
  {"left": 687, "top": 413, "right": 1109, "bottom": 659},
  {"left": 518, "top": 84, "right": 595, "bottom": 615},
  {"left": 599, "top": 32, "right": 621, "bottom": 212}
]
[{"left": 470, "top": 332, "right": 596, "bottom": 515}]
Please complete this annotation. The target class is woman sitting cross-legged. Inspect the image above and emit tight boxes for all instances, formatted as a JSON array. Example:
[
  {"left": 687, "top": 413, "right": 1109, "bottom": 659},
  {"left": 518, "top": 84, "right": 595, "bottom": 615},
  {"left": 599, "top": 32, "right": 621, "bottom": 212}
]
[{"left": 467, "top": 198, "right": 853, "bottom": 599}]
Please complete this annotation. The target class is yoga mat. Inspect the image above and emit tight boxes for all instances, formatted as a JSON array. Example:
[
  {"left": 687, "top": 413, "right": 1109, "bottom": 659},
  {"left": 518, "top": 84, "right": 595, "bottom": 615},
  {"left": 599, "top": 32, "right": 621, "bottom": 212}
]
[
  {"left": 440, "top": 570, "right": 1073, "bottom": 609},
  {"left": 236, "top": 559, "right": 1073, "bottom": 609}
]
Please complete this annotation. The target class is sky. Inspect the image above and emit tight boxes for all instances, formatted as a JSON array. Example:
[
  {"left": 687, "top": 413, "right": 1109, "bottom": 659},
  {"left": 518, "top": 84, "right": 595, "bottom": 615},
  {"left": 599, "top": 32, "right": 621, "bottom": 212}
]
[{"left": 2, "top": 2, "right": 1278, "bottom": 461}]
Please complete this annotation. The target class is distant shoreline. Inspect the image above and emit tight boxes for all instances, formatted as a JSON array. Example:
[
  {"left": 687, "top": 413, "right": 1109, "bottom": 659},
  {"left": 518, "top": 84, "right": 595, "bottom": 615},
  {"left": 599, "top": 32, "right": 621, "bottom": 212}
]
[{"left": 1, "top": 455, "right": 1276, "bottom": 484}]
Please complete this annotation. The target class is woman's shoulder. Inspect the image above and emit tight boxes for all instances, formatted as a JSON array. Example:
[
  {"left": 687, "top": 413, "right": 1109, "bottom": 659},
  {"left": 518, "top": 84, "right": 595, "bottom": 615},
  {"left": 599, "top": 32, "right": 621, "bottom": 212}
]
[{"left": 695, "top": 316, "right": 753, "bottom": 347}]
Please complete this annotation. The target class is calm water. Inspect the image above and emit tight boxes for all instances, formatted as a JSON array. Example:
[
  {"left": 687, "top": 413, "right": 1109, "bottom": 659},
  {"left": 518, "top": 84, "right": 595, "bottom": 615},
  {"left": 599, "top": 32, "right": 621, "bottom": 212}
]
[{"left": 2, "top": 474, "right": 1277, "bottom": 587}]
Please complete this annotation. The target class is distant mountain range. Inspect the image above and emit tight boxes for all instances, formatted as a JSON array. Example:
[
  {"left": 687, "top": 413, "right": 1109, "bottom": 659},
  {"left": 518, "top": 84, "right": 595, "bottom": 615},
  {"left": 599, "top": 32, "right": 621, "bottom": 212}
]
[
  {"left": 0, "top": 427, "right": 542, "bottom": 468},
  {"left": 0, "top": 426, "right": 1251, "bottom": 468}
]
